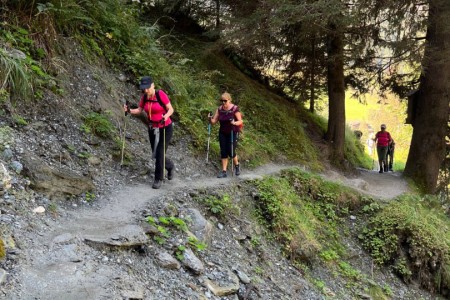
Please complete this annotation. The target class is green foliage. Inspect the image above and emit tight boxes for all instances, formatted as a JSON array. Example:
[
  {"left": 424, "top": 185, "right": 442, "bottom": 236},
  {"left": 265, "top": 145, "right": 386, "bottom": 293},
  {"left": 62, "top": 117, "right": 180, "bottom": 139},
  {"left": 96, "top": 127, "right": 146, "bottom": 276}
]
[
  {"left": 175, "top": 245, "right": 186, "bottom": 261},
  {"left": 145, "top": 215, "right": 188, "bottom": 245},
  {"left": 392, "top": 258, "right": 412, "bottom": 282},
  {"left": 360, "top": 194, "right": 450, "bottom": 292},
  {"left": 253, "top": 168, "right": 374, "bottom": 265},
  {"left": 188, "top": 236, "right": 207, "bottom": 252},
  {"left": 0, "top": 89, "right": 9, "bottom": 103},
  {"left": 196, "top": 193, "right": 234, "bottom": 218},
  {"left": 362, "top": 202, "right": 381, "bottom": 214},
  {"left": 12, "top": 114, "right": 27, "bottom": 126},
  {"left": 312, "top": 278, "right": 326, "bottom": 292},
  {"left": 338, "top": 261, "right": 361, "bottom": 280},
  {"left": 254, "top": 174, "right": 322, "bottom": 261},
  {"left": 85, "top": 192, "right": 95, "bottom": 202},
  {"left": 319, "top": 249, "right": 340, "bottom": 262},
  {"left": 344, "top": 125, "right": 371, "bottom": 169},
  {"left": 0, "top": 48, "right": 32, "bottom": 100},
  {"left": 82, "top": 112, "right": 115, "bottom": 138}
]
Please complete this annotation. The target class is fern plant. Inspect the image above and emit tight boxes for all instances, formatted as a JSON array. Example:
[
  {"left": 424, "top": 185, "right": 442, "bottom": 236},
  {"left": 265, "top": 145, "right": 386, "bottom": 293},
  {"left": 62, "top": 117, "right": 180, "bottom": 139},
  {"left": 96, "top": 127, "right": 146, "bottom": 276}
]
[{"left": 0, "top": 48, "right": 32, "bottom": 100}]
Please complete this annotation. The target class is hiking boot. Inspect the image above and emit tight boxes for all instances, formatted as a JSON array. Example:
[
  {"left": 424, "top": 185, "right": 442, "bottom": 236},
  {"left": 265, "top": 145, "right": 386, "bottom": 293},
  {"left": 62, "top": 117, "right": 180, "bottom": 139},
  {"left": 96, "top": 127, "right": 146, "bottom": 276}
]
[
  {"left": 217, "top": 170, "right": 227, "bottom": 178},
  {"left": 235, "top": 164, "right": 241, "bottom": 176},
  {"left": 152, "top": 180, "right": 162, "bottom": 189},
  {"left": 167, "top": 168, "right": 174, "bottom": 180}
]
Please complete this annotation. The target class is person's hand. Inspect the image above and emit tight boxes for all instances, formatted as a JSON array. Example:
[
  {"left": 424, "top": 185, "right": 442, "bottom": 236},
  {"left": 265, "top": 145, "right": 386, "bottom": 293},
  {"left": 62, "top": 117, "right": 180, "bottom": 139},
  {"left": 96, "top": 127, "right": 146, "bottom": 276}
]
[{"left": 124, "top": 102, "right": 131, "bottom": 116}]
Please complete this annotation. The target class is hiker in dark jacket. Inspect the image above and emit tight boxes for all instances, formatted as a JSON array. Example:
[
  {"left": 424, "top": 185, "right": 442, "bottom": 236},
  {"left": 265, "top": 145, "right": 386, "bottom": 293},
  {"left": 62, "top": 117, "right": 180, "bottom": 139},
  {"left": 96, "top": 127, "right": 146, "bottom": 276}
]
[
  {"left": 124, "top": 76, "right": 175, "bottom": 189},
  {"left": 208, "top": 92, "right": 243, "bottom": 178},
  {"left": 386, "top": 139, "right": 395, "bottom": 171},
  {"left": 373, "top": 124, "right": 392, "bottom": 173}
]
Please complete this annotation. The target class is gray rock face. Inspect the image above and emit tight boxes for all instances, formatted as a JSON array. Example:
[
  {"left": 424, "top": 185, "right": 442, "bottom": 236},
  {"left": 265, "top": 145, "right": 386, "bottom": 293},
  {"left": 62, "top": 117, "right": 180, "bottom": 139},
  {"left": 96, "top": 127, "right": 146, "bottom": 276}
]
[
  {"left": 204, "top": 269, "right": 240, "bottom": 297},
  {"left": 182, "top": 248, "right": 204, "bottom": 274},
  {"left": 184, "top": 208, "right": 214, "bottom": 245},
  {"left": 21, "top": 152, "right": 94, "bottom": 199},
  {"left": 156, "top": 251, "right": 181, "bottom": 270}
]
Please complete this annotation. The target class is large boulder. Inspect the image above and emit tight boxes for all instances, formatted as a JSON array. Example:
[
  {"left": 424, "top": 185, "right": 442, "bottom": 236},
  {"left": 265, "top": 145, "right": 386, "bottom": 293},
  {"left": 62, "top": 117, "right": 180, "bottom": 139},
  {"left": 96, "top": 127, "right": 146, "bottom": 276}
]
[{"left": 21, "top": 152, "right": 94, "bottom": 199}]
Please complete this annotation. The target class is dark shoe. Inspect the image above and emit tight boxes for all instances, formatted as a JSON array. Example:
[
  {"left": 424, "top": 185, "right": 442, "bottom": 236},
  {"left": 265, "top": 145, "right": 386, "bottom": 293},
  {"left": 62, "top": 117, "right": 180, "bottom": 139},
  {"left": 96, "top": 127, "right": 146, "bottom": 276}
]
[
  {"left": 217, "top": 170, "right": 227, "bottom": 178},
  {"left": 167, "top": 168, "right": 174, "bottom": 180},
  {"left": 384, "top": 166, "right": 389, "bottom": 172},
  {"left": 379, "top": 170, "right": 383, "bottom": 174},
  {"left": 152, "top": 180, "right": 162, "bottom": 189},
  {"left": 235, "top": 164, "right": 241, "bottom": 176}
]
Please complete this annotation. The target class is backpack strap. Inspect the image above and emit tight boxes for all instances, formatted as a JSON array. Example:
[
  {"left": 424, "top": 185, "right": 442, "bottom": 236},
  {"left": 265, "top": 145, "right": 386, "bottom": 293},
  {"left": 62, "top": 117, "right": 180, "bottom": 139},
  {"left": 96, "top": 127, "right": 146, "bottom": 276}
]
[
  {"left": 143, "top": 90, "right": 168, "bottom": 113},
  {"left": 155, "top": 90, "right": 168, "bottom": 113}
]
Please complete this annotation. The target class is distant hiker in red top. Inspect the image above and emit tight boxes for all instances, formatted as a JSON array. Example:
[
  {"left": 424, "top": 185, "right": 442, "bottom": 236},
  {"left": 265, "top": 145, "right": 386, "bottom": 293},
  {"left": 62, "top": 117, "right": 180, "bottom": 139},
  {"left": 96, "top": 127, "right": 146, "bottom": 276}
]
[{"left": 373, "top": 124, "right": 393, "bottom": 173}]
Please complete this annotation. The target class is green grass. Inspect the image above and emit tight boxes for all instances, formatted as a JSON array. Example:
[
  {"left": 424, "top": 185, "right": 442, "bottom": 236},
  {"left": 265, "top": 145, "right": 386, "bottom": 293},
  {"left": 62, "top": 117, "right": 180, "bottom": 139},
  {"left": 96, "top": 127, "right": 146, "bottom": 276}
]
[{"left": 360, "top": 194, "right": 450, "bottom": 293}]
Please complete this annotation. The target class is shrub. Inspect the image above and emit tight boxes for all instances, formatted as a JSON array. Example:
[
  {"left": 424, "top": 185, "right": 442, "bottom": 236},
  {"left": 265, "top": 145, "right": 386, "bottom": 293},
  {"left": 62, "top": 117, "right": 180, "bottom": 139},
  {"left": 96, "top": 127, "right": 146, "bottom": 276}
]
[
  {"left": 360, "top": 194, "right": 450, "bottom": 293},
  {"left": 81, "top": 112, "right": 115, "bottom": 138}
]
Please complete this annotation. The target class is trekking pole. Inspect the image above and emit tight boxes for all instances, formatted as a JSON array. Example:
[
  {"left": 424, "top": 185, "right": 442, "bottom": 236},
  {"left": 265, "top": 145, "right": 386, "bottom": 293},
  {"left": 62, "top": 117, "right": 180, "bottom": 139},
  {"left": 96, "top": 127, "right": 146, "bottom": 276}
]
[
  {"left": 121, "top": 100, "right": 130, "bottom": 166},
  {"left": 163, "top": 122, "right": 166, "bottom": 183},
  {"left": 206, "top": 112, "right": 212, "bottom": 162},
  {"left": 230, "top": 119, "right": 234, "bottom": 177}
]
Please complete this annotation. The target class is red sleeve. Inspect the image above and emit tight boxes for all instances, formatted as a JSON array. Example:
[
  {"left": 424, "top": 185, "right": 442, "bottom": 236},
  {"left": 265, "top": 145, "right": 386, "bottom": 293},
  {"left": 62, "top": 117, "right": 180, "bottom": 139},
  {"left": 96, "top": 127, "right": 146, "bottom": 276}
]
[
  {"left": 138, "top": 95, "right": 145, "bottom": 109},
  {"left": 158, "top": 90, "right": 170, "bottom": 106}
]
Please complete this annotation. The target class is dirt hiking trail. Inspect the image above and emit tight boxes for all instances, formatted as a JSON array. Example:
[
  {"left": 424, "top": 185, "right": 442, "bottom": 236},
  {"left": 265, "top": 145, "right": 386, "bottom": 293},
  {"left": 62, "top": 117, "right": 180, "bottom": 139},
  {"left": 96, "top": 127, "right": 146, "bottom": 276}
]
[{"left": 8, "top": 164, "right": 410, "bottom": 299}]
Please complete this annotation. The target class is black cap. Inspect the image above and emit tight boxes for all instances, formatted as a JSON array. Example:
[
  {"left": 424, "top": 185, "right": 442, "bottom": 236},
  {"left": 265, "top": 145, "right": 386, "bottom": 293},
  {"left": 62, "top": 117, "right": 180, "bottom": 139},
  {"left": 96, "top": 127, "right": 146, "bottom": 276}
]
[{"left": 139, "top": 76, "right": 153, "bottom": 90}]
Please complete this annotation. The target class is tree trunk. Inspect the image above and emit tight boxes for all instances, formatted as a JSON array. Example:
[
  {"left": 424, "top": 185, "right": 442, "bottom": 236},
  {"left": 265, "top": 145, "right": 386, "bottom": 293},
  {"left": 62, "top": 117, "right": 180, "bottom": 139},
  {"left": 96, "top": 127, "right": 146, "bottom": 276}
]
[
  {"left": 215, "top": 0, "right": 220, "bottom": 30},
  {"left": 309, "top": 36, "right": 316, "bottom": 113},
  {"left": 404, "top": 0, "right": 450, "bottom": 193},
  {"left": 325, "top": 23, "right": 346, "bottom": 162}
]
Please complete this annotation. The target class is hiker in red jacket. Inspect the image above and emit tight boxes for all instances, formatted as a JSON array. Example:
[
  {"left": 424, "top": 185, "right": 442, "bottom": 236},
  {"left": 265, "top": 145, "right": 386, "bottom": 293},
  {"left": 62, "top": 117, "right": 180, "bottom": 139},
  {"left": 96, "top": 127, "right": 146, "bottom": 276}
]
[{"left": 373, "top": 124, "right": 392, "bottom": 173}]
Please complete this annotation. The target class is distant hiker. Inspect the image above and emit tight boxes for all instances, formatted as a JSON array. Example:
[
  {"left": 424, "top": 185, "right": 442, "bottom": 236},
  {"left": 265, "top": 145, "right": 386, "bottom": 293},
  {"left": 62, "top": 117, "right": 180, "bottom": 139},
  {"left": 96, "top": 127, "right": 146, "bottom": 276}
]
[
  {"left": 373, "top": 124, "right": 392, "bottom": 173},
  {"left": 124, "top": 76, "right": 175, "bottom": 189},
  {"left": 208, "top": 92, "right": 243, "bottom": 178},
  {"left": 387, "top": 139, "right": 395, "bottom": 171}
]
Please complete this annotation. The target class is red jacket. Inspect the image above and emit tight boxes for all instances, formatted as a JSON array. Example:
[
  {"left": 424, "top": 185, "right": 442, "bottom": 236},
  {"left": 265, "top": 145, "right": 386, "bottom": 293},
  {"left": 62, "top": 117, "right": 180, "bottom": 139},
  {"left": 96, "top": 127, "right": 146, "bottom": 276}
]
[{"left": 375, "top": 131, "right": 392, "bottom": 147}]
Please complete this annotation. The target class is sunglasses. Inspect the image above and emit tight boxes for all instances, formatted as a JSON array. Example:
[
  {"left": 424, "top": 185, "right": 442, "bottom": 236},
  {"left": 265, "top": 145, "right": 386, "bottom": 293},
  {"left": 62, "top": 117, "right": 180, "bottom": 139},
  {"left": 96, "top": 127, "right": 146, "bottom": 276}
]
[{"left": 220, "top": 99, "right": 228, "bottom": 103}]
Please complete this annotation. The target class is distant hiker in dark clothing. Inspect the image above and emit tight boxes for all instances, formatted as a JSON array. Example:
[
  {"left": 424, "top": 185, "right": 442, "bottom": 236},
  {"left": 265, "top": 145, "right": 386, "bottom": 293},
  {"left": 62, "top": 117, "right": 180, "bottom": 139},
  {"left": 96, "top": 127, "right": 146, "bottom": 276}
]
[
  {"left": 124, "top": 76, "right": 175, "bottom": 189},
  {"left": 373, "top": 124, "right": 392, "bottom": 173},
  {"left": 387, "top": 139, "right": 395, "bottom": 171},
  {"left": 208, "top": 92, "right": 243, "bottom": 178}
]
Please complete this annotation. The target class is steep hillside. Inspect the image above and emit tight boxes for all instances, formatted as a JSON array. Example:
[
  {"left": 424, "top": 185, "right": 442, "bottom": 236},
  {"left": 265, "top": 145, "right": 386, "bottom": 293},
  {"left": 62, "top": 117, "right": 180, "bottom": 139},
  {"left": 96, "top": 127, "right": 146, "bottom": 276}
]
[{"left": 0, "top": 2, "right": 448, "bottom": 299}]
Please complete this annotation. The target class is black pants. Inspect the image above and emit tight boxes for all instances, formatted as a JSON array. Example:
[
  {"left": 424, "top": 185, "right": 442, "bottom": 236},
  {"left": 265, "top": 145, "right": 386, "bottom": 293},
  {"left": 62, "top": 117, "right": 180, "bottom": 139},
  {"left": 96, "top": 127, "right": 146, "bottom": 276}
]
[
  {"left": 377, "top": 145, "right": 388, "bottom": 170},
  {"left": 219, "top": 131, "right": 238, "bottom": 159},
  {"left": 148, "top": 123, "right": 174, "bottom": 181}
]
